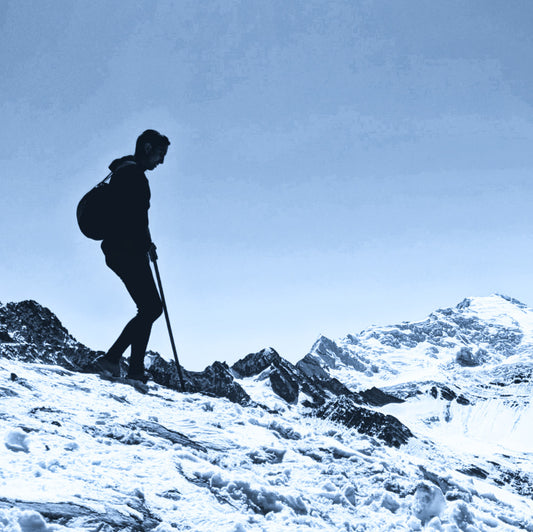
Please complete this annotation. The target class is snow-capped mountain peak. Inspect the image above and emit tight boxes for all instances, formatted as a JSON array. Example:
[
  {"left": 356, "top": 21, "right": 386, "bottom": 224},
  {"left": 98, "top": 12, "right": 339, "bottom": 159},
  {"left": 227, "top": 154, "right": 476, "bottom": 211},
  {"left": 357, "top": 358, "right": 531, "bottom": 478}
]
[{"left": 305, "top": 294, "right": 533, "bottom": 392}]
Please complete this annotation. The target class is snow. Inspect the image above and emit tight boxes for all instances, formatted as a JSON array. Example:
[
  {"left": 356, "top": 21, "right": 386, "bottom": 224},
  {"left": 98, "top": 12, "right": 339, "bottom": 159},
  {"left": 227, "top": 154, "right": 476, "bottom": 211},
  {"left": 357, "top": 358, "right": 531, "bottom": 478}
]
[
  {"left": 412, "top": 482, "right": 446, "bottom": 524},
  {"left": 4, "top": 430, "right": 30, "bottom": 454},
  {"left": 0, "top": 509, "right": 54, "bottom": 532},
  {"left": 1, "top": 294, "right": 533, "bottom": 530},
  {"left": 312, "top": 294, "right": 533, "bottom": 392},
  {"left": 0, "top": 355, "right": 531, "bottom": 531},
  {"left": 234, "top": 374, "right": 288, "bottom": 412}
]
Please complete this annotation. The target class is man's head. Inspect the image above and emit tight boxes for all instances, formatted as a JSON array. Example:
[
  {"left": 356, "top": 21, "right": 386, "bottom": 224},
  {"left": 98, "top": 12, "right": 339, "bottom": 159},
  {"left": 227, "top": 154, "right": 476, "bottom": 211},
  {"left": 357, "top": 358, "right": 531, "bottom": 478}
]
[{"left": 135, "top": 129, "right": 170, "bottom": 171}]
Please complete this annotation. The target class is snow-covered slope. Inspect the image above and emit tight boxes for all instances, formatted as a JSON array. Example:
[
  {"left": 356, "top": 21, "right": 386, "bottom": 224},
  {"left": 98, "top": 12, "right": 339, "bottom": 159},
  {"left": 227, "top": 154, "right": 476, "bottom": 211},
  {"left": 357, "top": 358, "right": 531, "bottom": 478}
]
[
  {"left": 0, "top": 295, "right": 532, "bottom": 531},
  {"left": 1, "top": 358, "right": 532, "bottom": 532}
]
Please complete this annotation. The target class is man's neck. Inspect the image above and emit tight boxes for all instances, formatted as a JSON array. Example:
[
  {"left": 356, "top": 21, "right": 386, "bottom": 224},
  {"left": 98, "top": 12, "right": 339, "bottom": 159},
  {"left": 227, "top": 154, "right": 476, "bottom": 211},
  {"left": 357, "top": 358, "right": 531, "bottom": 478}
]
[{"left": 133, "top": 155, "right": 148, "bottom": 171}]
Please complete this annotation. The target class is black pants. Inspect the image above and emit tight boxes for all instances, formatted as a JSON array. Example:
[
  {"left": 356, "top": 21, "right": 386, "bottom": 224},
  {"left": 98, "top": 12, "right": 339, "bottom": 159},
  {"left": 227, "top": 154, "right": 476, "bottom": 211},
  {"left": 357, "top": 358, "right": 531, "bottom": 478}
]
[{"left": 104, "top": 251, "right": 163, "bottom": 375}]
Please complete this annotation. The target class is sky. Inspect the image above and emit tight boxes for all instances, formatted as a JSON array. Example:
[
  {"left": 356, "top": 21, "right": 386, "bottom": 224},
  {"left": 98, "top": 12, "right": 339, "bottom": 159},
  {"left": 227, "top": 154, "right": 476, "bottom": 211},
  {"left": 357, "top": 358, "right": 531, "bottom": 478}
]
[{"left": 2, "top": 0, "right": 533, "bottom": 371}]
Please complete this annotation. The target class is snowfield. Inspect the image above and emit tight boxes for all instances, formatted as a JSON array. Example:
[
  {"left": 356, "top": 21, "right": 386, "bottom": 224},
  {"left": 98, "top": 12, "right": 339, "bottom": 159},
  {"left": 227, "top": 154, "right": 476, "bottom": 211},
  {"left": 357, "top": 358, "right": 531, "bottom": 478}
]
[
  {"left": 0, "top": 357, "right": 531, "bottom": 531},
  {"left": 0, "top": 294, "right": 532, "bottom": 531}
]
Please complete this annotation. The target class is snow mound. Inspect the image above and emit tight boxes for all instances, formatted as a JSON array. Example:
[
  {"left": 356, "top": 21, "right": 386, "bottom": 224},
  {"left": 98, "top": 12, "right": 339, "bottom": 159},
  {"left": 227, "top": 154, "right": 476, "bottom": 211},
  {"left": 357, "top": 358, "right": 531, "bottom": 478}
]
[{"left": 4, "top": 429, "right": 30, "bottom": 453}]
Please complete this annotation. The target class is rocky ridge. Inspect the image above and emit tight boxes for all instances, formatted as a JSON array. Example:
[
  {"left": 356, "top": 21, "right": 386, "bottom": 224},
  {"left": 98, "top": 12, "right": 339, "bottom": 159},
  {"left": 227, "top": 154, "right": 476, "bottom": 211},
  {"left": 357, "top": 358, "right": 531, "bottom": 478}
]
[
  {"left": 0, "top": 300, "right": 410, "bottom": 448},
  {"left": 1, "top": 295, "right": 532, "bottom": 456}
]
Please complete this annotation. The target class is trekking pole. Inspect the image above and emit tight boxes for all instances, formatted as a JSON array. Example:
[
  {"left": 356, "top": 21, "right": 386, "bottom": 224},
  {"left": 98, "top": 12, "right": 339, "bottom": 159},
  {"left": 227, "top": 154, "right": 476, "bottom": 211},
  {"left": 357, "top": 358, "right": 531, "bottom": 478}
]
[{"left": 150, "top": 252, "right": 186, "bottom": 392}]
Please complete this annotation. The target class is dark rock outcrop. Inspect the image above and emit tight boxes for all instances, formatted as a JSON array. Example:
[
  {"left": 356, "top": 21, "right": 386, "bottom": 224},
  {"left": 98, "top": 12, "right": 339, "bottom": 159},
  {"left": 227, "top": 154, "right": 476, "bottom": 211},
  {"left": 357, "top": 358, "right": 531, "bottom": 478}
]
[
  {"left": 232, "top": 348, "right": 279, "bottom": 377},
  {"left": 0, "top": 300, "right": 75, "bottom": 346},
  {"left": 456, "top": 347, "right": 488, "bottom": 367},
  {"left": 308, "top": 335, "right": 369, "bottom": 371},
  {"left": 0, "top": 300, "right": 94, "bottom": 371},
  {"left": 0, "top": 325, "right": 14, "bottom": 343},
  {"left": 146, "top": 353, "right": 251, "bottom": 405},
  {"left": 316, "top": 396, "right": 414, "bottom": 448},
  {"left": 0, "top": 300, "right": 419, "bottom": 414},
  {"left": 359, "top": 386, "right": 404, "bottom": 407},
  {"left": 232, "top": 348, "right": 337, "bottom": 407},
  {"left": 231, "top": 348, "right": 401, "bottom": 408},
  {"left": 270, "top": 365, "right": 299, "bottom": 404},
  {"left": 0, "top": 497, "right": 160, "bottom": 530},
  {"left": 381, "top": 381, "right": 470, "bottom": 405},
  {"left": 232, "top": 348, "right": 303, "bottom": 404},
  {"left": 296, "top": 353, "right": 330, "bottom": 380},
  {"left": 0, "top": 300, "right": 254, "bottom": 405}
]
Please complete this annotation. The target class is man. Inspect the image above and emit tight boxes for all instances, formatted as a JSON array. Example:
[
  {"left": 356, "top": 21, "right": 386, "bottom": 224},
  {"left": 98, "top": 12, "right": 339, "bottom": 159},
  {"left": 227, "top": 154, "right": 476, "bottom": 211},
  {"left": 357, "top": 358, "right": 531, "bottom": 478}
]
[{"left": 94, "top": 129, "right": 170, "bottom": 384}]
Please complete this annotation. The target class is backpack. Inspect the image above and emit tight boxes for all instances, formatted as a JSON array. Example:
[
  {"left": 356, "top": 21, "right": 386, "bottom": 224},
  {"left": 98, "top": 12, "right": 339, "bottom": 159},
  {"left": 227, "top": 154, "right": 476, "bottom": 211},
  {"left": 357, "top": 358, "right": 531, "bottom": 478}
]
[
  {"left": 76, "top": 172, "right": 113, "bottom": 240},
  {"left": 77, "top": 160, "right": 137, "bottom": 240}
]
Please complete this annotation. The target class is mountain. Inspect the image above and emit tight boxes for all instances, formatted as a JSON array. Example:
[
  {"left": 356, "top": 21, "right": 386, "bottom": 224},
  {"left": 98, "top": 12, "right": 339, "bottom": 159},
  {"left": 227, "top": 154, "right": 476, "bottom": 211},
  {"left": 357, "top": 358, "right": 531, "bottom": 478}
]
[
  {"left": 302, "top": 294, "right": 532, "bottom": 455},
  {"left": 303, "top": 294, "right": 529, "bottom": 389},
  {"left": 0, "top": 295, "right": 532, "bottom": 531}
]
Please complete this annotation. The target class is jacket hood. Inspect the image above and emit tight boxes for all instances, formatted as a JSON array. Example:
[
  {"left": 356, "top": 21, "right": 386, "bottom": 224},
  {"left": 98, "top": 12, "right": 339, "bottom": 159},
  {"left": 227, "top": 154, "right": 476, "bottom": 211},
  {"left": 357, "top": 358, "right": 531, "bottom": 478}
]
[{"left": 109, "top": 155, "right": 136, "bottom": 172}]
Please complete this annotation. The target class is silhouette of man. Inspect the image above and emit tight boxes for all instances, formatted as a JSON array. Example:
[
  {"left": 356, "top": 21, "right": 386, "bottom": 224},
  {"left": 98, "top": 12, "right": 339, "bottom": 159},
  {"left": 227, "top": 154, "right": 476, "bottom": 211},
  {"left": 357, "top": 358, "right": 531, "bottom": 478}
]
[{"left": 94, "top": 129, "right": 170, "bottom": 383}]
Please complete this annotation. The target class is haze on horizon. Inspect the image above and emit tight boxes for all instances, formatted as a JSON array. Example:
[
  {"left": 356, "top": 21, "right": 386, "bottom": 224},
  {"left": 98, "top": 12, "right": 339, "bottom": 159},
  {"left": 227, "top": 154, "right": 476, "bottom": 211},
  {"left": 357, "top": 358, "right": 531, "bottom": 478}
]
[{"left": 2, "top": 1, "right": 533, "bottom": 370}]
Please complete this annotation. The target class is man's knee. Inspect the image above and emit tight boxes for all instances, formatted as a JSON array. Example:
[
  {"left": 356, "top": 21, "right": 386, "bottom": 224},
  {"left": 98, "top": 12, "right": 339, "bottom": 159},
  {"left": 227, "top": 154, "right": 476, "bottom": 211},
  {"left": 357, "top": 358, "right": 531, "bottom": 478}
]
[
  {"left": 138, "top": 299, "right": 163, "bottom": 323},
  {"left": 152, "top": 300, "right": 163, "bottom": 322}
]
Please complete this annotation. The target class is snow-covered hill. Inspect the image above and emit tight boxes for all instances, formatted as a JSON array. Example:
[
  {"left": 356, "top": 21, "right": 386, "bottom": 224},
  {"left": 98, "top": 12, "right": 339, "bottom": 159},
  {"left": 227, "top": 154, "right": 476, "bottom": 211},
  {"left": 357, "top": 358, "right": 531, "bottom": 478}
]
[{"left": 0, "top": 295, "right": 532, "bottom": 531}]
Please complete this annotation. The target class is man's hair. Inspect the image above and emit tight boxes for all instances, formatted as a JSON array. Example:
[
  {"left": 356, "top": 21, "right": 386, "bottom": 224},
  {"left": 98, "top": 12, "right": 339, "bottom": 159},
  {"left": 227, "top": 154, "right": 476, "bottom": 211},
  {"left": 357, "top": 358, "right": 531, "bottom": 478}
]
[{"left": 135, "top": 129, "right": 170, "bottom": 157}]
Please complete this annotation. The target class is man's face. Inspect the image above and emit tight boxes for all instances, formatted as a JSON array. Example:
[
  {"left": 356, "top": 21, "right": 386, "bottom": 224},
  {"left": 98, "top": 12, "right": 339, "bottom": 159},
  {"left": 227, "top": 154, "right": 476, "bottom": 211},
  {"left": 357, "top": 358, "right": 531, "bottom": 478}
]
[{"left": 145, "top": 143, "right": 167, "bottom": 170}]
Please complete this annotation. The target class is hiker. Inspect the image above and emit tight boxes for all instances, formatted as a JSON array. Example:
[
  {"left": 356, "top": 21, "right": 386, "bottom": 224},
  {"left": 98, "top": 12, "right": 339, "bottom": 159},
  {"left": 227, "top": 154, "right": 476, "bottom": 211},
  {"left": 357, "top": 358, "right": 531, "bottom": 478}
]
[{"left": 94, "top": 129, "right": 170, "bottom": 383}]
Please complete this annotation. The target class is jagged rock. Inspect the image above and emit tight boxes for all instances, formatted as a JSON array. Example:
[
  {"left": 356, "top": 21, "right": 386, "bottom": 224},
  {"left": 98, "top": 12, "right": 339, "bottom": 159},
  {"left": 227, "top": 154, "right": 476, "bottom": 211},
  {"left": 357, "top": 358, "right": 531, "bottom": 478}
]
[
  {"left": 493, "top": 465, "right": 533, "bottom": 498},
  {"left": 312, "top": 376, "right": 353, "bottom": 400},
  {"left": 429, "top": 384, "right": 457, "bottom": 401},
  {"left": 232, "top": 348, "right": 279, "bottom": 377},
  {"left": 315, "top": 395, "right": 414, "bottom": 448},
  {"left": 381, "top": 381, "right": 471, "bottom": 406},
  {"left": 0, "top": 300, "right": 95, "bottom": 370},
  {"left": 146, "top": 353, "right": 251, "bottom": 405},
  {"left": 231, "top": 347, "right": 302, "bottom": 403},
  {"left": 497, "top": 294, "right": 527, "bottom": 308},
  {"left": 0, "top": 497, "right": 160, "bottom": 530},
  {"left": 232, "top": 349, "right": 301, "bottom": 403},
  {"left": 359, "top": 386, "right": 404, "bottom": 407},
  {"left": 455, "top": 347, "right": 487, "bottom": 367},
  {"left": 310, "top": 335, "right": 368, "bottom": 371},
  {"left": 0, "top": 325, "right": 13, "bottom": 343},
  {"left": 127, "top": 419, "right": 207, "bottom": 452},
  {"left": 232, "top": 348, "right": 399, "bottom": 408},
  {"left": 270, "top": 365, "right": 299, "bottom": 404},
  {"left": 0, "top": 300, "right": 74, "bottom": 346},
  {"left": 0, "top": 339, "right": 94, "bottom": 370},
  {"left": 296, "top": 353, "right": 331, "bottom": 379},
  {"left": 459, "top": 465, "right": 489, "bottom": 479},
  {"left": 232, "top": 348, "right": 349, "bottom": 407},
  {"left": 487, "top": 362, "right": 533, "bottom": 387}
]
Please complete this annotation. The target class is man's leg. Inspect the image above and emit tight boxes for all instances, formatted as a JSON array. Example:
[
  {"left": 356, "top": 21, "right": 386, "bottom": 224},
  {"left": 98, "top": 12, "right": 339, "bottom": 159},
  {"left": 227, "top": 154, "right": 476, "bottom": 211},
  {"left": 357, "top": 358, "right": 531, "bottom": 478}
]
[{"left": 104, "top": 253, "right": 162, "bottom": 377}]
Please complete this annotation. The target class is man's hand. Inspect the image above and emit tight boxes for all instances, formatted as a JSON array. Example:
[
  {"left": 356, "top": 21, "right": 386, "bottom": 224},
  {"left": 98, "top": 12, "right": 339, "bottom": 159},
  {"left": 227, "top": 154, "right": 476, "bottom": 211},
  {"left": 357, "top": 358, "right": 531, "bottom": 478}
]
[{"left": 148, "top": 242, "right": 158, "bottom": 262}]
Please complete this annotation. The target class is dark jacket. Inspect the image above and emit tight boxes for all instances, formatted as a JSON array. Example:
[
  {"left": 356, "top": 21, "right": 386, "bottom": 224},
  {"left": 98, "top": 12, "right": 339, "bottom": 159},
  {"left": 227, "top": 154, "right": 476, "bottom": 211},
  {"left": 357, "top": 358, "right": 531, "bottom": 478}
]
[{"left": 101, "top": 156, "right": 151, "bottom": 256}]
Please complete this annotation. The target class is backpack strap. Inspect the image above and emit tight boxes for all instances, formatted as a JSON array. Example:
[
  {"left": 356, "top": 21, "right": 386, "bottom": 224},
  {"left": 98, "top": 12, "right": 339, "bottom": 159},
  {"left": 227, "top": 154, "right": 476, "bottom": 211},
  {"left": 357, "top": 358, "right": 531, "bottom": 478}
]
[
  {"left": 96, "top": 171, "right": 113, "bottom": 187},
  {"left": 97, "top": 160, "right": 138, "bottom": 187}
]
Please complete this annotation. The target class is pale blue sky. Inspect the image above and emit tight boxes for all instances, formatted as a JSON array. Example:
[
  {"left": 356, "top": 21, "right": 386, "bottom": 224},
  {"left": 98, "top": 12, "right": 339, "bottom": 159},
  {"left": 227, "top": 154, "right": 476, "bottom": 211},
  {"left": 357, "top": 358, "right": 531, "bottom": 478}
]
[{"left": 2, "top": 1, "right": 533, "bottom": 370}]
